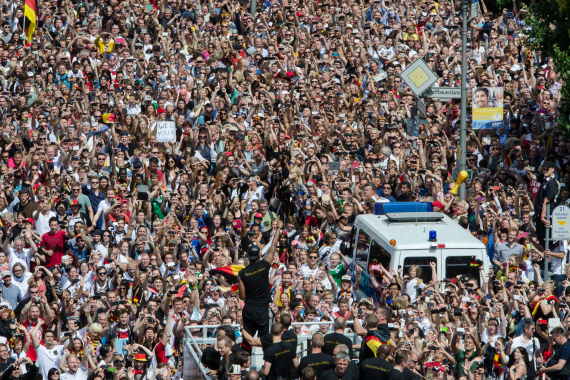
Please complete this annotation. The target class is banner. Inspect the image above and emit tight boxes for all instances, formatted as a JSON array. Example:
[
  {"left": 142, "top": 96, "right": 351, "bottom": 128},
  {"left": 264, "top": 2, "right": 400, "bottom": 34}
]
[
  {"left": 156, "top": 121, "right": 176, "bottom": 142},
  {"left": 472, "top": 87, "right": 504, "bottom": 129}
]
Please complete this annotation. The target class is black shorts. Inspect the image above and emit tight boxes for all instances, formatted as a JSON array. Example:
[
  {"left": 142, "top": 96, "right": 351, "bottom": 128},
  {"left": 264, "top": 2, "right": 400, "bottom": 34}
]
[{"left": 242, "top": 303, "right": 271, "bottom": 337}]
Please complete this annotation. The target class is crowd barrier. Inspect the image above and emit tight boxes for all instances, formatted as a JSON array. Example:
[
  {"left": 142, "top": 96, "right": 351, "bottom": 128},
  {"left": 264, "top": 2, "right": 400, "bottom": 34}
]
[{"left": 183, "top": 321, "right": 361, "bottom": 380}]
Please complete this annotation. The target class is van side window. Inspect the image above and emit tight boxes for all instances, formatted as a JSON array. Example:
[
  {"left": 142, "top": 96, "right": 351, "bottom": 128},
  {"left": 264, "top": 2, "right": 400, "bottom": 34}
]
[
  {"left": 369, "top": 240, "right": 391, "bottom": 278},
  {"left": 446, "top": 257, "right": 480, "bottom": 286},
  {"left": 355, "top": 229, "right": 370, "bottom": 269},
  {"left": 402, "top": 257, "right": 437, "bottom": 283}
]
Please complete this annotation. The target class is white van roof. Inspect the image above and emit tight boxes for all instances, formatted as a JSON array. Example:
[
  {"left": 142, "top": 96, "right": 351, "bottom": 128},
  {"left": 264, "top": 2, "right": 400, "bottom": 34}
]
[{"left": 355, "top": 212, "right": 486, "bottom": 251}]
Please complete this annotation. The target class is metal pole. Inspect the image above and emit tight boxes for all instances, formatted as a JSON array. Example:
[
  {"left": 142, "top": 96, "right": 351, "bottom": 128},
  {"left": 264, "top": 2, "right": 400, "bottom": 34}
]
[
  {"left": 250, "top": 0, "right": 256, "bottom": 17},
  {"left": 459, "top": 0, "right": 468, "bottom": 201},
  {"left": 545, "top": 203, "right": 551, "bottom": 282}
]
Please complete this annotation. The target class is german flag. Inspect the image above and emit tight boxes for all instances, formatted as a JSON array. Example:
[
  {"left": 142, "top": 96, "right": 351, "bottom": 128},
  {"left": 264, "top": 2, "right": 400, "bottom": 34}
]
[
  {"left": 210, "top": 265, "right": 244, "bottom": 283},
  {"left": 24, "top": 0, "right": 36, "bottom": 45}
]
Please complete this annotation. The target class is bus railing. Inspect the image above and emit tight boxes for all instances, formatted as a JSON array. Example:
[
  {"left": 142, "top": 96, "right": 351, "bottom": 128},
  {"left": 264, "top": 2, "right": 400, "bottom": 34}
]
[{"left": 183, "top": 321, "right": 362, "bottom": 380}]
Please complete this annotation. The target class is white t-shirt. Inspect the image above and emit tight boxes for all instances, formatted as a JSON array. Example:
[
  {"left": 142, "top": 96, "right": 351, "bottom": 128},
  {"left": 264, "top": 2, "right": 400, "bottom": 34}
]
[
  {"left": 551, "top": 241, "right": 568, "bottom": 275},
  {"left": 299, "top": 264, "right": 319, "bottom": 279},
  {"left": 9, "top": 248, "right": 32, "bottom": 271},
  {"left": 12, "top": 272, "right": 33, "bottom": 299},
  {"left": 61, "top": 365, "right": 88, "bottom": 380},
  {"left": 35, "top": 211, "right": 57, "bottom": 236},
  {"left": 511, "top": 335, "right": 540, "bottom": 366},
  {"left": 36, "top": 344, "right": 65, "bottom": 380},
  {"left": 403, "top": 277, "right": 425, "bottom": 304},
  {"left": 242, "top": 186, "right": 266, "bottom": 212},
  {"left": 480, "top": 327, "right": 506, "bottom": 346}
]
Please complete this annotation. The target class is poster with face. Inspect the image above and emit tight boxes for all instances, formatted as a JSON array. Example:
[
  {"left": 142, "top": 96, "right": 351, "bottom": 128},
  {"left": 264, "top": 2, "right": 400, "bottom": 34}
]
[{"left": 473, "top": 87, "right": 504, "bottom": 129}]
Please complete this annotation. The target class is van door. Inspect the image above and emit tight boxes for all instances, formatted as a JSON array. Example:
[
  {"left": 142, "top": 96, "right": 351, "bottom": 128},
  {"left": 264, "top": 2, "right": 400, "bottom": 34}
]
[
  {"left": 351, "top": 228, "right": 393, "bottom": 306},
  {"left": 398, "top": 250, "right": 440, "bottom": 284}
]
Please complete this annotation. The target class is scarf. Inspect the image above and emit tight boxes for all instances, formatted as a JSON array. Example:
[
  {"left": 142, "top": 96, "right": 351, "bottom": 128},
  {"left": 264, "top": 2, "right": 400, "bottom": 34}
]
[
  {"left": 531, "top": 295, "right": 558, "bottom": 316},
  {"left": 275, "top": 285, "right": 291, "bottom": 307},
  {"left": 13, "top": 273, "right": 25, "bottom": 283},
  {"left": 493, "top": 354, "right": 504, "bottom": 374}
]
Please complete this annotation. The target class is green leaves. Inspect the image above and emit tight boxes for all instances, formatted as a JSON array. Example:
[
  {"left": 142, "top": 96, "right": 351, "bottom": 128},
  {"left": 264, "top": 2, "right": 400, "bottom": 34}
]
[{"left": 521, "top": 0, "right": 570, "bottom": 130}]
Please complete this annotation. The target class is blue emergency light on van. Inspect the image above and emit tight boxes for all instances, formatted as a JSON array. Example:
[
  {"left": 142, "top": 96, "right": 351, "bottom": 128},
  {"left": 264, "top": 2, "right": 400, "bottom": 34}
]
[
  {"left": 374, "top": 202, "right": 434, "bottom": 215},
  {"left": 429, "top": 230, "right": 437, "bottom": 241}
]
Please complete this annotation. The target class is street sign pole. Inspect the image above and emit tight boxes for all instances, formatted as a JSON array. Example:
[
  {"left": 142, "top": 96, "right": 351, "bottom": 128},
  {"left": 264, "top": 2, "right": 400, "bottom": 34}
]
[
  {"left": 250, "top": 0, "right": 256, "bottom": 17},
  {"left": 545, "top": 203, "right": 551, "bottom": 282},
  {"left": 459, "top": 0, "right": 468, "bottom": 201}
]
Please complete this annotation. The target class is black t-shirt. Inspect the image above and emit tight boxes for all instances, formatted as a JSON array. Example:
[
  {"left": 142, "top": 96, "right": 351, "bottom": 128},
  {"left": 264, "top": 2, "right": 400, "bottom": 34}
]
[
  {"left": 397, "top": 193, "right": 410, "bottom": 202},
  {"left": 238, "top": 260, "right": 272, "bottom": 306},
  {"left": 388, "top": 369, "right": 406, "bottom": 380},
  {"left": 322, "top": 332, "right": 355, "bottom": 359},
  {"left": 535, "top": 174, "right": 559, "bottom": 216},
  {"left": 402, "top": 368, "right": 422, "bottom": 380},
  {"left": 263, "top": 341, "right": 297, "bottom": 380},
  {"left": 298, "top": 353, "right": 335, "bottom": 380},
  {"left": 0, "top": 358, "right": 16, "bottom": 373},
  {"left": 201, "top": 346, "right": 221, "bottom": 370},
  {"left": 231, "top": 343, "right": 243, "bottom": 354},
  {"left": 261, "top": 329, "right": 298, "bottom": 349},
  {"left": 218, "top": 353, "right": 235, "bottom": 380},
  {"left": 358, "top": 357, "right": 394, "bottom": 380},
  {"left": 321, "top": 366, "right": 359, "bottom": 380}
]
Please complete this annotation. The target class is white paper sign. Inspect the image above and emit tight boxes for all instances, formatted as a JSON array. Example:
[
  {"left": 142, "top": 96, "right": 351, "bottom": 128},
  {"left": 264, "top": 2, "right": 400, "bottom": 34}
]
[{"left": 156, "top": 121, "right": 176, "bottom": 142}]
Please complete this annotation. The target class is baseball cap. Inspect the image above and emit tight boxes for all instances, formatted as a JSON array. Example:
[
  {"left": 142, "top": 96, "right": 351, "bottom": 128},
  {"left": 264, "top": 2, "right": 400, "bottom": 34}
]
[
  {"left": 254, "top": 213, "right": 263, "bottom": 219},
  {"left": 25, "top": 218, "right": 34, "bottom": 226},
  {"left": 70, "top": 199, "right": 80, "bottom": 206},
  {"left": 432, "top": 201, "right": 444, "bottom": 209},
  {"left": 341, "top": 275, "right": 351, "bottom": 281},
  {"left": 543, "top": 161, "right": 556, "bottom": 169},
  {"left": 1, "top": 271, "right": 11, "bottom": 277}
]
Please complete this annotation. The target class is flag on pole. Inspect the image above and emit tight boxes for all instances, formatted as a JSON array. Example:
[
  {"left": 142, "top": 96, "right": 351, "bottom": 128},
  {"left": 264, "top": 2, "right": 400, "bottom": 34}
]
[{"left": 24, "top": 0, "right": 36, "bottom": 45}]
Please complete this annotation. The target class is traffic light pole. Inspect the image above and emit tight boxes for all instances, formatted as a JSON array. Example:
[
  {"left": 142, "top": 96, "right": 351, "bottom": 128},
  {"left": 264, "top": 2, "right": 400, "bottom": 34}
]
[{"left": 459, "top": 0, "right": 468, "bottom": 200}]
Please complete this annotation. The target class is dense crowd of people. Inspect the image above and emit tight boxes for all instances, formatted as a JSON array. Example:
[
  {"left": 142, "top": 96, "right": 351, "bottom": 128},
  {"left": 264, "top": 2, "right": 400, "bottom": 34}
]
[{"left": 0, "top": 0, "right": 565, "bottom": 379}]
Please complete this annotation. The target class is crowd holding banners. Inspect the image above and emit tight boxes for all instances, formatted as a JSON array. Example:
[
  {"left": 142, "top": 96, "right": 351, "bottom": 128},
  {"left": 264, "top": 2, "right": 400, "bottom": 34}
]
[{"left": 0, "top": 0, "right": 563, "bottom": 378}]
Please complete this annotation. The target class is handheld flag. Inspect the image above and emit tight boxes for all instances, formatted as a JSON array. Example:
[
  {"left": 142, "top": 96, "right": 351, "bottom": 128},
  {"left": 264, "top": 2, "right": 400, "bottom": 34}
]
[{"left": 210, "top": 265, "right": 244, "bottom": 283}]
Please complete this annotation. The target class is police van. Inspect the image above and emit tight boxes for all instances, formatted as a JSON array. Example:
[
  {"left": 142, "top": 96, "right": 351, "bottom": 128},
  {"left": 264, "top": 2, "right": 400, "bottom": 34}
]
[{"left": 346, "top": 203, "right": 489, "bottom": 304}]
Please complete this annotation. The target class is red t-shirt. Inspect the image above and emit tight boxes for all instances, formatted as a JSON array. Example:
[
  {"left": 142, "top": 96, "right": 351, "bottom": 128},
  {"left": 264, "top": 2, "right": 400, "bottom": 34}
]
[
  {"left": 41, "top": 230, "right": 67, "bottom": 267},
  {"left": 154, "top": 341, "right": 167, "bottom": 364}
]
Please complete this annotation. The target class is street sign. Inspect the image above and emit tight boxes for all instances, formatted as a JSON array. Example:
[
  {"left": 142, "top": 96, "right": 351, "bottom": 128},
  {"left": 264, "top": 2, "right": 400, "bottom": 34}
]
[
  {"left": 470, "top": 0, "right": 479, "bottom": 18},
  {"left": 422, "top": 87, "right": 462, "bottom": 99},
  {"left": 416, "top": 97, "right": 426, "bottom": 116},
  {"left": 552, "top": 205, "right": 570, "bottom": 240},
  {"left": 399, "top": 59, "right": 438, "bottom": 97}
]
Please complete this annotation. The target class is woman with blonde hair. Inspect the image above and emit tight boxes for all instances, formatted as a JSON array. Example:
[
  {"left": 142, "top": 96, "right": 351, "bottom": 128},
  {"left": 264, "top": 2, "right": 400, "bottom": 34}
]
[{"left": 283, "top": 166, "right": 307, "bottom": 198}]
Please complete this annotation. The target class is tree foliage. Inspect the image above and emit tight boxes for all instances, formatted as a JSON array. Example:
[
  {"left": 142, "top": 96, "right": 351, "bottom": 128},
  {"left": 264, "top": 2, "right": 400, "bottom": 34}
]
[{"left": 522, "top": 0, "right": 570, "bottom": 129}]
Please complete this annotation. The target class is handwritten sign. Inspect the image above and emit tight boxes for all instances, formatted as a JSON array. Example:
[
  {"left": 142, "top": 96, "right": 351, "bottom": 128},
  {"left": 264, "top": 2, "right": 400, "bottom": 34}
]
[{"left": 156, "top": 121, "right": 175, "bottom": 142}]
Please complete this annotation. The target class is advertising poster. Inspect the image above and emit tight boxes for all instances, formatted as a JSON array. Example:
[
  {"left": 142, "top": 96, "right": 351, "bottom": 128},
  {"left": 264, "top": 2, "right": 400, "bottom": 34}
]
[{"left": 472, "top": 87, "right": 504, "bottom": 129}]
